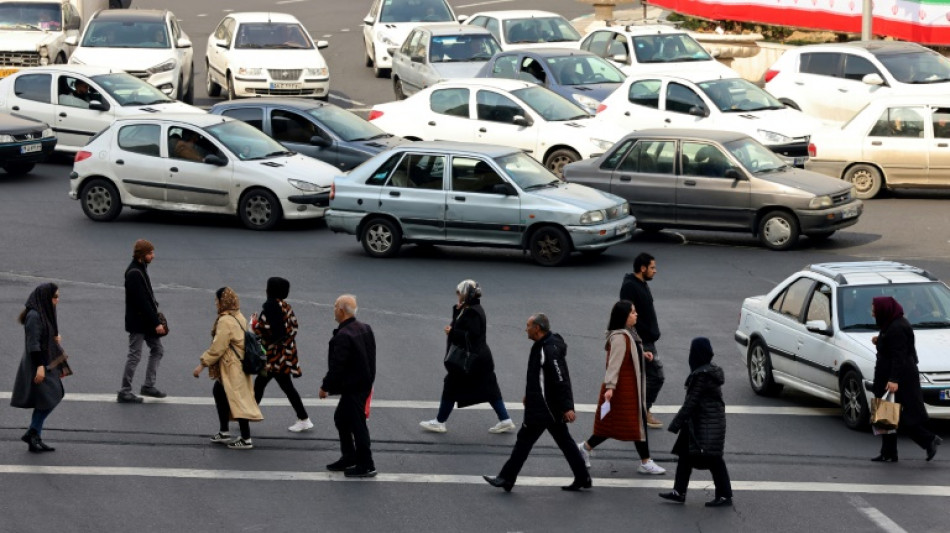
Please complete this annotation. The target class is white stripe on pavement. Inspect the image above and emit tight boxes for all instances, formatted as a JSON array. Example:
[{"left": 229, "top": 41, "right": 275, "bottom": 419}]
[
  {"left": 0, "top": 465, "right": 948, "bottom": 498},
  {"left": 848, "top": 495, "right": 910, "bottom": 533}
]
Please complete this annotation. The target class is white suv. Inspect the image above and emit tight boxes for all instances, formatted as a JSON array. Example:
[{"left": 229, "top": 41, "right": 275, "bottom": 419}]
[
  {"left": 362, "top": 0, "right": 460, "bottom": 78},
  {"left": 735, "top": 262, "right": 950, "bottom": 430}
]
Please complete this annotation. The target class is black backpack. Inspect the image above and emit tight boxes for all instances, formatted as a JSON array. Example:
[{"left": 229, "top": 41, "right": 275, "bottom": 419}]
[{"left": 229, "top": 316, "right": 266, "bottom": 375}]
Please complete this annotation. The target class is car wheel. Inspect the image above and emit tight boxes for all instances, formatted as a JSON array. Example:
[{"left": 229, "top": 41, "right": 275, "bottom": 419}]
[
  {"left": 183, "top": 66, "right": 195, "bottom": 104},
  {"left": 361, "top": 217, "right": 402, "bottom": 258},
  {"left": 206, "top": 60, "right": 221, "bottom": 97},
  {"left": 747, "top": 340, "right": 782, "bottom": 396},
  {"left": 844, "top": 164, "right": 883, "bottom": 199},
  {"left": 780, "top": 98, "right": 800, "bottom": 111},
  {"left": 758, "top": 210, "right": 799, "bottom": 251},
  {"left": 176, "top": 74, "right": 184, "bottom": 101},
  {"left": 227, "top": 73, "right": 237, "bottom": 100},
  {"left": 80, "top": 178, "right": 122, "bottom": 222},
  {"left": 393, "top": 77, "right": 406, "bottom": 100},
  {"left": 2, "top": 162, "right": 35, "bottom": 175},
  {"left": 544, "top": 148, "right": 580, "bottom": 179},
  {"left": 529, "top": 226, "right": 571, "bottom": 266},
  {"left": 808, "top": 230, "right": 836, "bottom": 241},
  {"left": 372, "top": 46, "right": 389, "bottom": 78},
  {"left": 840, "top": 369, "right": 870, "bottom": 430},
  {"left": 239, "top": 188, "right": 282, "bottom": 230},
  {"left": 365, "top": 46, "right": 374, "bottom": 67}
]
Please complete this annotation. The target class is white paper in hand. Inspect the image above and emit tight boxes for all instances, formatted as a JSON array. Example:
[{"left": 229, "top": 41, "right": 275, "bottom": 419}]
[{"left": 600, "top": 400, "right": 611, "bottom": 420}]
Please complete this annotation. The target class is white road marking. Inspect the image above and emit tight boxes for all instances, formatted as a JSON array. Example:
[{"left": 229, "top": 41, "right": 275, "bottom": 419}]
[
  {"left": 456, "top": 0, "right": 514, "bottom": 8},
  {"left": 848, "top": 494, "right": 910, "bottom": 533},
  {"left": 340, "top": 28, "right": 350, "bottom": 32},
  {"left": 197, "top": 14, "right": 206, "bottom": 17},
  {"left": 276, "top": 0, "right": 307, "bottom": 4},
  {"left": 322, "top": 34, "right": 332, "bottom": 38}
]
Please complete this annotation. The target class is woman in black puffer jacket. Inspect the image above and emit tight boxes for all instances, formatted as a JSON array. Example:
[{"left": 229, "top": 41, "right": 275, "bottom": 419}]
[{"left": 659, "top": 337, "right": 733, "bottom": 507}]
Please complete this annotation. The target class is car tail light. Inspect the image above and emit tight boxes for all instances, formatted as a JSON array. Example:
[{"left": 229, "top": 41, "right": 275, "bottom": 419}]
[
  {"left": 367, "top": 110, "right": 384, "bottom": 121},
  {"left": 808, "top": 143, "right": 816, "bottom": 157},
  {"left": 329, "top": 182, "right": 335, "bottom": 201},
  {"left": 596, "top": 104, "right": 607, "bottom": 114},
  {"left": 764, "top": 69, "right": 779, "bottom": 83},
  {"left": 75, "top": 150, "right": 92, "bottom": 163}
]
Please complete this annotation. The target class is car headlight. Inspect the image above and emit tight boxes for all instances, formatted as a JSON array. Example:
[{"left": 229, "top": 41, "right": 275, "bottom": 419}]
[
  {"left": 0, "top": 134, "right": 14, "bottom": 143},
  {"left": 808, "top": 195, "right": 833, "bottom": 209},
  {"left": 590, "top": 138, "right": 614, "bottom": 152},
  {"left": 288, "top": 178, "right": 323, "bottom": 192},
  {"left": 620, "top": 202, "right": 630, "bottom": 216},
  {"left": 304, "top": 67, "right": 329, "bottom": 77},
  {"left": 41, "top": 128, "right": 54, "bottom": 138},
  {"left": 579, "top": 209, "right": 606, "bottom": 225},
  {"left": 757, "top": 129, "right": 792, "bottom": 144},
  {"left": 39, "top": 45, "right": 48, "bottom": 57},
  {"left": 147, "top": 59, "right": 177, "bottom": 75},
  {"left": 572, "top": 93, "right": 600, "bottom": 112},
  {"left": 378, "top": 32, "right": 398, "bottom": 47}
]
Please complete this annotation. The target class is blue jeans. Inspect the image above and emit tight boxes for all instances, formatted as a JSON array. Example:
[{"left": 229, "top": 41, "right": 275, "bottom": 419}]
[
  {"left": 30, "top": 408, "right": 53, "bottom": 435},
  {"left": 437, "top": 397, "right": 509, "bottom": 423}
]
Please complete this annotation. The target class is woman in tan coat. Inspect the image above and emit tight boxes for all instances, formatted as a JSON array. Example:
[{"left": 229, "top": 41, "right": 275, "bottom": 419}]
[{"left": 193, "top": 287, "right": 263, "bottom": 449}]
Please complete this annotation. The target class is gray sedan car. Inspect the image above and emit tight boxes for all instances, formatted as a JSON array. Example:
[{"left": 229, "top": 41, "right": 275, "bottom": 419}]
[
  {"left": 563, "top": 129, "right": 864, "bottom": 250},
  {"left": 326, "top": 141, "right": 635, "bottom": 265},
  {"left": 391, "top": 24, "right": 501, "bottom": 99}
]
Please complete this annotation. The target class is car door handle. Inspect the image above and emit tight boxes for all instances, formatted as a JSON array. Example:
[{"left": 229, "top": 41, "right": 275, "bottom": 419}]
[
  {"left": 619, "top": 175, "right": 632, "bottom": 182},
  {"left": 170, "top": 167, "right": 179, "bottom": 172},
  {"left": 428, "top": 121, "right": 436, "bottom": 126},
  {"left": 794, "top": 81, "right": 804, "bottom": 86},
  {"left": 664, "top": 118, "right": 671, "bottom": 123},
  {"left": 624, "top": 111, "right": 630, "bottom": 117},
  {"left": 684, "top": 180, "right": 696, "bottom": 186},
  {"left": 454, "top": 196, "right": 466, "bottom": 201},
  {"left": 871, "top": 141, "right": 882, "bottom": 146},
  {"left": 939, "top": 143, "right": 948, "bottom": 148},
  {"left": 479, "top": 127, "right": 487, "bottom": 133},
  {"left": 59, "top": 112, "right": 67, "bottom": 117},
  {"left": 837, "top": 88, "right": 848, "bottom": 93},
  {"left": 11, "top": 105, "right": 19, "bottom": 111},
  {"left": 389, "top": 191, "right": 400, "bottom": 197},
  {"left": 115, "top": 159, "right": 124, "bottom": 165}
]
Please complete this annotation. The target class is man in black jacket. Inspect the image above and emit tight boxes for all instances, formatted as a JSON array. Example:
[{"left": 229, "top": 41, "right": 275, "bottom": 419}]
[
  {"left": 118, "top": 239, "right": 166, "bottom": 403},
  {"left": 619, "top": 252, "right": 664, "bottom": 428},
  {"left": 484, "top": 313, "right": 590, "bottom": 492},
  {"left": 320, "top": 294, "right": 377, "bottom": 478}
]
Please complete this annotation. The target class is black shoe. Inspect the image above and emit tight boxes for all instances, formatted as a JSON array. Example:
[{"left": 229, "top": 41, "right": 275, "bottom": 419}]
[
  {"left": 36, "top": 439, "right": 55, "bottom": 452},
  {"left": 926, "top": 436, "right": 942, "bottom": 462},
  {"left": 561, "top": 476, "right": 592, "bottom": 491},
  {"left": 871, "top": 454, "right": 898, "bottom": 463},
  {"left": 326, "top": 458, "right": 356, "bottom": 472},
  {"left": 705, "top": 497, "right": 733, "bottom": 507},
  {"left": 659, "top": 491, "right": 686, "bottom": 503},
  {"left": 344, "top": 464, "right": 377, "bottom": 478},
  {"left": 483, "top": 475, "right": 514, "bottom": 492},
  {"left": 140, "top": 386, "right": 167, "bottom": 398},
  {"left": 117, "top": 391, "right": 143, "bottom": 404},
  {"left": 21, "top": 429, "right": 41, "bottom": 453}
]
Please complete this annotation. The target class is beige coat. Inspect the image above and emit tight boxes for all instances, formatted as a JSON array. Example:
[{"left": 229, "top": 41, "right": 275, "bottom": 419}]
[{"left": 200, "top": 310, "right": 263, "bottom": 421}]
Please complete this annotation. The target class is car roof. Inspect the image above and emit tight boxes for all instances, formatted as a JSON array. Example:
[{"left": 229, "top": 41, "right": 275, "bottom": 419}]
[
  {"left": 624, "top": 128, "right": 749, "bottom": 143},
  {"left": 437, "top": 77, "right": 538, "bottom": 91},
  {"left": 393, "top": 140, "right": 521, "bottom": 157},
  {"left": 211, "top": 98, "right": 333, "bottom": 111},
  {"left": 805, "top": 262, "right": 937, "bottom": 286},
  {"left": 10, "top": 65, "right": 124, "bottom": 76},
  {"left": 497, "top": 48, "right": 597, "bottom": 58},
  {"left": 864, "top": 93, "right": 950, "bottom": 107},
  {"left": 93, "top": 9, "right": 168, "bottom": 22},
  {"left": 425, "top": 24, "right": 493, "bottom": 36},
  {"left": 592, "top": 24, "right": 688, "bottom": 36},
  {"left": 471, "top": 10, "right": 563, "bottom": 19},
  {"left": 226, "top": 12, "right": 302, "bottom": 24},
  {"left": 793, "top": 41, "right": 929, "bottom": 56},
  {"left": 115, "top": 114, "right": 229, "bottom": 127},
  {"left": 627, "top": 72, "right": 738, "bottom": 83}
]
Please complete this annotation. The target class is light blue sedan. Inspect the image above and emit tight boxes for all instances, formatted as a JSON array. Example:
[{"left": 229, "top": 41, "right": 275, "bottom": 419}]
[{"left": 391, "top": 24, "right": 501, "bottom": 99}]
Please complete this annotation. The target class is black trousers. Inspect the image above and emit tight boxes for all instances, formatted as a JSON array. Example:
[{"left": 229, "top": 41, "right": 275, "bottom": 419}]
[
  {"left": 335, "top": 390, "right": 373, "bottom": 468},
  {"left": 254, "top": 373, "right": 309, "bottom": 420},
  {"left": 213, "top": 381, "right": 250, "bottom": 439},
  {"left": 643, "top": 343, "right": 665, "bottom": 409},
  {"left": 499, "top": 419, "right": 588, "bottom": 484},
  {"left": 880, "top": 421, "right": 937, "bottom": 458},
  {"left": 673, "top": 454, "right": 733, "bottom": 499}
]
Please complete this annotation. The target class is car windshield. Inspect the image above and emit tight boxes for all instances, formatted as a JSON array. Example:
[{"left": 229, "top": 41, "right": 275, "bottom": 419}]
[
  {"left": 545, "top": 55, "right": 625, "bottom": 85},
  {"left": 495, "top": 151, "right": 560, "bottom": 189},
  {"left": 91, "top": 73, "right": 174, "bottom": 106},
  {"left": 205, "top": 120, "right": 292, "bottom": 161},
  {"left": 0, "top": 2, "right": 61, "bottom": 31},
  {"left": 723, "top": 137, "right": 788, "bottom": 172},
  {"left": 502, "top": 16, "right": 580, "bottom": 44},
  {"left": 878, "top": 51, "right": 950, "bottom": 84},
  {"left": 308, "top": 105, "right": 389, "bottom": 142},
  {"left": 234, "top": 22, "right": 313, "bottom": 49},
  {"left": 838, "top": 283, "right": 950, "bottom": 331},
  {"left": 379, "top": 0, "right": 454, "bottom": 23},
  {"left": 430, "top": 34, "right": 500, "bottom": 63},
  {"left": 698, "top": 78, "right": 784, "bottom": 112},
  {"left": 632, "top": 34, "right": 712, "bottom": 63},
  {"left": 81, "top": 20, "right": 169, "bottom": 48},
  {"left": 511, "top": 86, "right": 589, "bottom": 121}
]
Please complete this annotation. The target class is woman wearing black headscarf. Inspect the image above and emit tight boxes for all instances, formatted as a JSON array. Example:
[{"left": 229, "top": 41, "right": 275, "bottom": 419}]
[
  {"left": 871, "top": 296, "right": 941, "bottom": 462},
  {"left": 659, "top": 337, "right": 732, "bottom": 507},
  {"left": 11, "top": 283, "right": 66, "bottom": 452}
]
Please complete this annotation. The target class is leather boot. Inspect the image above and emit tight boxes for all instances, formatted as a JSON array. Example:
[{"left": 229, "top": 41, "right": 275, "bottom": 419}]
[{"left": 21, "top": 429, "right": 42, "bottom": 453}]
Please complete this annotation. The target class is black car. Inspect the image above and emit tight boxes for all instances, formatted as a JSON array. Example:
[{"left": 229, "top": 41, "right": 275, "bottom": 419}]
[
  {"left": 0, "top": 113, "right": 56, "bottom": 176},
  {"left": 209, "top": 99, "right": 407, "bottom": 171}
]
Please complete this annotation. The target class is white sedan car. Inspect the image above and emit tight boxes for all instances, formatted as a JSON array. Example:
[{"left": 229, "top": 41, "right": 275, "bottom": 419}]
[
  {"left": 362, "top": 0, "right": 461, "bottom": 78},
  {"left": 206, "top": 12, "right": 330, "bottom": 100},
  {"left": 597, "top": 73, "right": 823, "bottom": 162},
  {"left": 68, "top": 114, "right": 336, "bottom": 230},
  {"left": 0, "top": 65, "right": 204, "bottom": 153},
  {"left": 368, "top": 78, "right": 625, "bottom": 176},
  {"left": 464, "top": 10, "right": 581, "bottom": 51}
]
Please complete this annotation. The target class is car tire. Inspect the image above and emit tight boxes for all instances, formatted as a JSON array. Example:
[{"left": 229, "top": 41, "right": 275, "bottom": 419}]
[
  {"left": 80, "top": 178, "right": 122, "bottom": 222},
  {"left": 176, "top": 74, "right": 185, "bottom": 101},
  {"left": 361, "top": 217, "right": 402, "bottom": 258},
  {"left": 2, "top": 162, "right": 35, "bottom": 175},
  {"left": 206, "top": 60, "right": 221, "bottom": 97},
  {"left": 365, "top": 47, "right": 374, "bottom": 67},
  {"left": 183, "top": 66, "right": 195, "bottom": 104},
  {"left": 227, "top": 73, "right": 237, "bottom": 100},
  {"left": 844, "top": 163, "right": 883, "bottom": 199},
  {"left": 780, "top": 98, "right": 800, "bottom": 111},
  {"left": 544, "top": 148, "right": 580, "bottom": 179},
  {"left": 758, "top": 210, "right": 799, "bottom": 251},
  {"left": 528, "top": 226, "right": 571, "bottom": 266},
  {"left": 840, "top": 369, "right": 870, "bottom": 430},
  {"left": 393, "top": 77, "right": 406, "bottom": 100},
  {"left": 239, "top": 188, "right": 282, "bottom": 230},
  {"left": 747, "top": 340, "right": 782, "bottom": 396},
  {"left": 808, "top": 230, "right": 836, "bottom": 241}
]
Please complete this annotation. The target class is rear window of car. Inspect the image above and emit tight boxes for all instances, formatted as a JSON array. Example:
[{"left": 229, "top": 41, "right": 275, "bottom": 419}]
[
  {"left": 628, "top": 79, "right": 660, "bottom": 108},
  {"left": 430, "top": 88, "right": 469, "bottom": 117},
  {"left": 118, "top": 124, "right": 160, "bottom": 157},
  {"left": 800, "top": 52, "right": 840, "bottom": 77},
  {"left": 13, "top": 73, "right": 51, "bottom": 103},
  {"left": 220, "top": 107, "right": 264, "bottom": 131}
]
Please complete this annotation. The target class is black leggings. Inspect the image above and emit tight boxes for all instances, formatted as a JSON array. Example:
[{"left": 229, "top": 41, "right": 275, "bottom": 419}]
[
  {"left": 213, "top": 381, "right": 250, "bottom": 439},
  {"left": 586, "top": 405, "right": 652, "bottom": 459},
  {"left": 254, "top": 372, "right": 309, "bottom": 420}
]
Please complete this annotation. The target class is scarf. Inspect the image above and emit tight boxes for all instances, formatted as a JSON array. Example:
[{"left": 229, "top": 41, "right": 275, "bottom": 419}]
[
  {"left": 873, "top": 296, "right": 904, "bottom": 331},
  {"left": 688, "top": 336, "right": 714, "bottom": 372},
  {"left": 25, "top": 283, "right": 62, "bottom": 361}
]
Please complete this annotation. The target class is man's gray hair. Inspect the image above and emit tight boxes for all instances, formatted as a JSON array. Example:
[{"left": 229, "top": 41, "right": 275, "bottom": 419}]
[
  {"left": 529, "top": 313, "right": 550, "bottom": 333},
  {"left": 337, "top": 294, "right": 358, "bottom": 316}
]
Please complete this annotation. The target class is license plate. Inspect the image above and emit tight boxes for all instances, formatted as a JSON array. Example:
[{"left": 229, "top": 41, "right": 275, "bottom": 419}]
[
  {"left": 616, "top": 225, "right": 631, "bottom": 236},
  {"left": 20, "top": 143, "right": 42, "bottom": 154},
  {"left": 269, "top": 82, "right": 301, "bottom": 90},
  {"left": 940, "top": 389, "right": 950, "bottom": 401},
  {"left": 0, "top": 67, "right": 18, "bottom": 78},
  {"left": 792, "top": 156, "right": 808, "bottom": 167},
  {"left": 842, "top": 205, "right": 859, "bottom": 219}
]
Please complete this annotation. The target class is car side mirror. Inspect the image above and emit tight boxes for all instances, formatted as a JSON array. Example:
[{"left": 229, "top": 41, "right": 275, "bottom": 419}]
[
  {"left": 688, "top": 105, "right": 709, "bottom": 118},
  {"left": 457, "top": 14, "right": 468, "bottom": 22},
  {"left": 512, "top": 114, "right": 532, "bottom": 127},
  {"left": 862, "top": 73, "right": 885, "bottom": 86},
  {"left": 204, "top": 154, "right": 227, "bottom": 166},
  {"left": 611, "top": 53, "right": 628, "bottom": 64},
  {"left": 492, "top": 183, "right": 515, "bottom": 195},
  {"left": 410, "top": 54, "right": 424, "bottom": 64},
  {"left": 317, "top": 40, "right": 329, "bottom": 50},
  {"left": 724, "top": 168, "right": 742, "bottom": 180},
  {"left": 177, "top": 37, "right": 192, "bottom": 48},
  {"left": 310, "top": 135, "right": 330, "bottom": 147},
  {"left": 88, "top": 100, "right": 109, "bottom": 112},
  {"left": 805, "top": 319, "right": 833, "bottom": 336},
  {"left": 363, "top": 16, "right": 374, "bottom": 25},
  {"left": 64, "top": 35, "right": 79, "bottom": 46}
]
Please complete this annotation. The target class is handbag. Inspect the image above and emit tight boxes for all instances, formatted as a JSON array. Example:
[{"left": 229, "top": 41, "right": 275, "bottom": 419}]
[
  {"left": 47, "top": 352, "right": 72, "bottom": 378},
  {"left": 871, "top": 392, "right": 901, "bottom": 430}
]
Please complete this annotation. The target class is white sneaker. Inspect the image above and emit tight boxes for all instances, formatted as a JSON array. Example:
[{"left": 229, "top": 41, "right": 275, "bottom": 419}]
[
  {"left": 489, "top": 419, "right": 516, "bottom": 434},
  {"left": 577, "top": 441, "right": 591, "bottom": 468},
  {"left": 638, "top": 459, "right": 666, "bottom": 475},
  {"left": 420, "top": 419, "right": 447, "bottom": 433},
  {"left": 288, "top": 418, "right": 314, "bottom": 432}
]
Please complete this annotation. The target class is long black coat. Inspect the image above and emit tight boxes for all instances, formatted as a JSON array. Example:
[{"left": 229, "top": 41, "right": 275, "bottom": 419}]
[
  {"left": 443, "top": 301, "right": 502, "bottom": 408},
  {"left": 11, "top": 310, "right": 64, "bottom": 411},
  {"left": 523, "top": 332, "right": 575, "bottom": 424},
  {"left": 873, "top": 316, "right": 928, "bottom": 427},
  {"left": 668, "top": 364, "right": 726, "bottom": 457},
  {"left": 124, "top": 260, "right": 160, "bottom": 334},
  {"left": 321, "top": 317, "right": 376, "bottom": 396}
]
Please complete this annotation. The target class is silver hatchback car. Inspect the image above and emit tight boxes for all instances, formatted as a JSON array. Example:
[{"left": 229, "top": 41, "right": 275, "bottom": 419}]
[{"left": 325, "top": 141, "right": 636, "bottom": 265}]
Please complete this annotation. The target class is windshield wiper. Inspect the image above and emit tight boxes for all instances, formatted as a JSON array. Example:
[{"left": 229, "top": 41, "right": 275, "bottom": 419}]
[
  {"left": 12, "top": 23, "right": 42, "bottom": 30},
  {"left": 142, "top": 99, "right": 171, "bottom": 105},
  {"left": 523, "top": 181, "right": 559, "bottom": 190},
  {"left": 914, "top": 320, "right": 950, "bottom": 328},
  {"left": 561, "top": 114, "right": 590, "bottom": 121},
  {"left": 842, "top": 323, "right": 877, "bottom": 330},
  {"left": 264, "top": 150, "right": 295, "bottom": 158}
]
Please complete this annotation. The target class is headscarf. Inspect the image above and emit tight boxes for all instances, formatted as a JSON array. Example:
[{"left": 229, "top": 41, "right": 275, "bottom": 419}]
[
  {"left": 873, "top": 296, "right": 904, "bottom": 330},
  {"left": 456, "top": 279, "right": 481, "bottom": 307},
  {"left": 24, "top": 283, "right": 62, "bottom": 361},
  {"left": 688, "top": 336, "right": 714, "bottom": 372},
  {"left": 262, "top": 277, "right": 290, "bottom": 343},
  {"left": 215, "top": 287, "right": 240, "bottom": 314}
]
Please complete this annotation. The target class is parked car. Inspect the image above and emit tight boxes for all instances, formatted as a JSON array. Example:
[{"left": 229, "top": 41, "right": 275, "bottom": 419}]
[
  {"left": 367, "top": 78, "right": 626, "bottom": 177},
  {"left": 362, "top": 0, "right": 460, "bottom": 78},
  {"left": 580, "top": 24, "right": 737, "bottom": 78},
  {"left": 0, "top": 111, "right": 55, "bottom": 174},
  {"left": 210, "top": 99, "right": 407, "bottom": 171},
  {"left": 391, "top": 24, "right": 499, "bottom": 99},
  {"left": 67, "top": 9, "right": 195, "bottom": 103},
  {"left": 0, "top": 0, "right": 108, "bottom": 72},
  {"left": 464, "top": 10, "right": 581, "bottom": 51},
  {"left": 476, "top": 48, "right": 625, "bottom": 114},
  {"left": 0, "top": 65, "right": 204, "bottom": 152},
  {"left": 325, "top": 141, "right": 635, "bottom": 266},
  {"left": 596, "top": 73, "right": 822, "bottom": 160},
  {"left": 206, "top": 12, "right": 330, "bottom": 100},
  {"left": 562, "top": 129, "right": 863, "bottom": 250},
  {"left": 68, "top": 114, "right": 336, "bottom": 230},
  {"left": 806, "top": 96, "right": 950, "bottom": 199},
  {"left": 765, "top": 41, "right": 950, "bottom": 124},
  {"left": 735, "top": 261, "right": 950, "bottom": 429}
]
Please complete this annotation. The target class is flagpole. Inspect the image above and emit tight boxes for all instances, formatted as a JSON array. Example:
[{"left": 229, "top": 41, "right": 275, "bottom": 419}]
[{"left": 861, "top": 0, "right": 873, "bottom": 40}]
